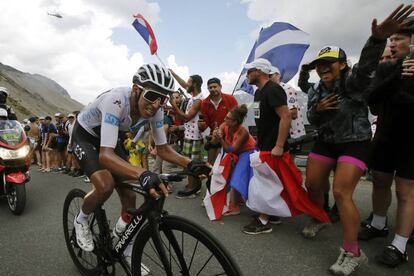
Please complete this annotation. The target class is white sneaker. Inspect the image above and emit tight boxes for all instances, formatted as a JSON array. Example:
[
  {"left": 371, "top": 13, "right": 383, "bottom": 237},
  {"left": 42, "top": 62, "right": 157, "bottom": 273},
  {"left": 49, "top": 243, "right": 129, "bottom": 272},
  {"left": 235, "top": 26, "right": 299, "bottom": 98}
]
[
  {"left": 73, "top": 216, "right": 94, "bottom": 252},
  {"left": 302, "top": 221, "right": 329, "bottom": 239},
  {"left": 329, "top": 247, "right": 368, "bottom": 275}
]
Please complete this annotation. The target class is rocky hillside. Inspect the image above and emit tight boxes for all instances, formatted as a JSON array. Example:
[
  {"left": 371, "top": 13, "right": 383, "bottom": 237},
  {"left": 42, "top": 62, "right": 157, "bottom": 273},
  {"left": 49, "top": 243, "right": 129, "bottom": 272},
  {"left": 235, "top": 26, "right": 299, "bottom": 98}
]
[{"left": 0, "top": 62, "right": 84, "bottom": 119}]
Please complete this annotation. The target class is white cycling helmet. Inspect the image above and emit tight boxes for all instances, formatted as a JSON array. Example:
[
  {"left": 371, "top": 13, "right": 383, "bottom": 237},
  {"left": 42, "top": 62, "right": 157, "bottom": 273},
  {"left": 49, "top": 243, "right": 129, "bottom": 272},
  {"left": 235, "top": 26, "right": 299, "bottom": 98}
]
[
  {"left": 0, "top": 87, "right": 9, "bottom": 96},
  {"left": 132, "top": 64, "right": 175, "bottom": 95},
  {"left": 0, "top": 108, "right": 7, "bottom": 118}
]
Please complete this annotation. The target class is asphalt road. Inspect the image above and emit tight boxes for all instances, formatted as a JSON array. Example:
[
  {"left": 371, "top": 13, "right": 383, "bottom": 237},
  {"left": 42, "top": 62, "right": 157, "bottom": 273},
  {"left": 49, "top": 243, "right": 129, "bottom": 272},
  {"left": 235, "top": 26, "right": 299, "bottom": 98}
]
[{"left": 0, "top": 166, "right": 413, "bottom": 276}]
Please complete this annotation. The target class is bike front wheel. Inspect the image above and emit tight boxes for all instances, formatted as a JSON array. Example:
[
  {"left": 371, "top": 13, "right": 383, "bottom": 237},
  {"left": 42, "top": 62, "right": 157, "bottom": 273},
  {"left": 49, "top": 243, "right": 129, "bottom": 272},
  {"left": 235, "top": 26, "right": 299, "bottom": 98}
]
[{"left": 131, "top": 215, "right": 242, "bottom": 276}]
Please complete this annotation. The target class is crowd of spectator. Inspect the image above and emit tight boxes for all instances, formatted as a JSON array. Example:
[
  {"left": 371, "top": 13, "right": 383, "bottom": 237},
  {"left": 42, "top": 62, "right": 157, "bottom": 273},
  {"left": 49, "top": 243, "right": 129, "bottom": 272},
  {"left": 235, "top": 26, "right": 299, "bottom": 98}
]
[{"left": 15, "top": 5, "right": 414, "bottom": 275}]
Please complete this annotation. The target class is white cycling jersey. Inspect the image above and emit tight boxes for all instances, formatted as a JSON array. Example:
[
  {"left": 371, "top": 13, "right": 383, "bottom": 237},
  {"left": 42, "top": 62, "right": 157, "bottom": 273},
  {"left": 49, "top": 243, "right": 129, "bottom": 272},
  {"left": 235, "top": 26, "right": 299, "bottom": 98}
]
[{"left": 77, "top": 87, "right": 167, "bottom": 148}]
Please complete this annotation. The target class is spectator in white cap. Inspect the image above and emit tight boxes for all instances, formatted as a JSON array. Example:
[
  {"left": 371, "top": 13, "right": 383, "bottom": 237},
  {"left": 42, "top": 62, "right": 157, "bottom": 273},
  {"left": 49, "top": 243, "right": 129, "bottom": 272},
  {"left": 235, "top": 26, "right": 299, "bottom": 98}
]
[
  {"left": 243, "top": 58, "right": 273, "bottom": 74},
  {"left": 269, "top": 66, "right": 305, "bottom": 140},
  {"left": 241, "top": 57, "right": 292, "bottom": 234}
]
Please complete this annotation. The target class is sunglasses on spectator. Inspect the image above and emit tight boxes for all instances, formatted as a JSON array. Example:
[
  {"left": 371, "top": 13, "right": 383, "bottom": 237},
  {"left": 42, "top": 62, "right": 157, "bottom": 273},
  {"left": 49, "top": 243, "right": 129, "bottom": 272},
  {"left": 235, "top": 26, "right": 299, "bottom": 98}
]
[{"left": 142, "top": 88, "right": 169, "bottom": 105}]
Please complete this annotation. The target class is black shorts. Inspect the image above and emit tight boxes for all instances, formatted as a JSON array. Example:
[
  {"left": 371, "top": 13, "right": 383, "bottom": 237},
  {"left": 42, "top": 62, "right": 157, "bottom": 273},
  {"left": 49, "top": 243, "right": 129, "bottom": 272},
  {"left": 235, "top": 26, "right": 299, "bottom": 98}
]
[
  {"left": 309, "top": 140, "right": 371, "bottom": 171},
  {"left": 370, "top": 140, "right": 414, "bottom": 180},
  {"left": 71, "top": 122, "right": 128, "bottom": 177},
  {"left": 49, "top": 137, "right": 57, "bottom": 149},
  {"left": 34, "top": 140, "right": 42, "bottom": 151},
  {"left": 56, "top": 141, "right": 68, "bottom": 152}
]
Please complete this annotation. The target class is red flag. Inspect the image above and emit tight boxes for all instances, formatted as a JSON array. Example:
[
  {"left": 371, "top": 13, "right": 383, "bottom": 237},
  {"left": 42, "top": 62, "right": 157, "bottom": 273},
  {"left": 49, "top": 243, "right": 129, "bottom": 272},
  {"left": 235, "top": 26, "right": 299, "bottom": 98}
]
[
  {"left": 132, "top": 14, "right": 158, "bottom": 55},
  {"left": 203, "top": 151, "right": 238, "bottom": 220},
  {"left": 247, "top": 152, "right": 330, "bottom": 223}
]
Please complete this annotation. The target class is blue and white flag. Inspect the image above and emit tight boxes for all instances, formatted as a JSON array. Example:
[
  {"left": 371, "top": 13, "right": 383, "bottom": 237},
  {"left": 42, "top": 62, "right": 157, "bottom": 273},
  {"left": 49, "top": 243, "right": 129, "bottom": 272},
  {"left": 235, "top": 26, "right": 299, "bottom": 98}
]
[{"left": 235, "top": 22, "right": 310, "bottom": 95}]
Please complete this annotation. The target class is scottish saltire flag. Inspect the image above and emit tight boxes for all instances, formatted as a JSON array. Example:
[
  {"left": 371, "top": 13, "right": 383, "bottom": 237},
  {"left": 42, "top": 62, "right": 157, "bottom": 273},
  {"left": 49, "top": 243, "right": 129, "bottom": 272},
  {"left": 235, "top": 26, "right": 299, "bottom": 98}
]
[
  {"left": 235, "top": 22, "right": 310, "bottom": 95},
  {"left": 132, "top": 14, "right": 158, "bottom": 55},
  {"left": 246, "top": 152, "right": 330, "bottom": 222}
]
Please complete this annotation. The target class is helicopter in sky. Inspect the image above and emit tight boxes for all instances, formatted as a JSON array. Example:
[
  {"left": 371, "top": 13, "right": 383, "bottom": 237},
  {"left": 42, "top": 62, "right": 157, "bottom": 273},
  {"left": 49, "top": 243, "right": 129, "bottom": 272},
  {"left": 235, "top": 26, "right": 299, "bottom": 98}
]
[{"left": 47, "top": 11, "right": 63, "bottom": 18}]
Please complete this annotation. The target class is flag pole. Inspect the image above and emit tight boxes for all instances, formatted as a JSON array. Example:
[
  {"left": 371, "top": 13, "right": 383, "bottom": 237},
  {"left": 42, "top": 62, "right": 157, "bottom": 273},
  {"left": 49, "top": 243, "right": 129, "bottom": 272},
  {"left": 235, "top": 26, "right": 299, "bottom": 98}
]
[
  {"left": 155, "top": 52, "right": 189, "bottom": 100},
  {"left": 155, "top": 53, "right": 167, "bottom": 68},
  {"left": 231, "top": 71, "right": 243, "bottom": 95}
]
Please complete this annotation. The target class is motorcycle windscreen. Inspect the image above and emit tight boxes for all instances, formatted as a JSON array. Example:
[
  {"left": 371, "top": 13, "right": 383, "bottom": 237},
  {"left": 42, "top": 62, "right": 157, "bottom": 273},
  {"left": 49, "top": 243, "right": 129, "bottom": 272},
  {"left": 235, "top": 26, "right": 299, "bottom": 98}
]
[{"left": 0, "top": 120, "right": 25, "bottom": 147}]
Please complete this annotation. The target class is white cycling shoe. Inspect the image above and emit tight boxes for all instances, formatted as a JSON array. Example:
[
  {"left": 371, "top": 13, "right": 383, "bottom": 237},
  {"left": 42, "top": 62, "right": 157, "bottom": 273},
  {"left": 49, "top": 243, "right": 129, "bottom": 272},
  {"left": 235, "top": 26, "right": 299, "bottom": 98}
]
[{"left": 73, "top": 217, "right": 94, "bottom": 252}]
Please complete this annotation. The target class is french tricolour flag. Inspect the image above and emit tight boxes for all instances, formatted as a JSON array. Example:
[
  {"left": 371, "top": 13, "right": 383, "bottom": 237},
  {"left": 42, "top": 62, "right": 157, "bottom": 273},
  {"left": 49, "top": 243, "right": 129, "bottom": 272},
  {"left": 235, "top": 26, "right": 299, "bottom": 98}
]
[
  {"left": 203, "top": 150, "right": 237, "bottom": 221},
  {"left": 204, "top": 150, "right": 330, "bottom": 223},
  {"left": 132, "top": 14, "right": 158, "bottom": 55},
  {"left": 235, "top": 22, "right": 310, "bottom": 95}
]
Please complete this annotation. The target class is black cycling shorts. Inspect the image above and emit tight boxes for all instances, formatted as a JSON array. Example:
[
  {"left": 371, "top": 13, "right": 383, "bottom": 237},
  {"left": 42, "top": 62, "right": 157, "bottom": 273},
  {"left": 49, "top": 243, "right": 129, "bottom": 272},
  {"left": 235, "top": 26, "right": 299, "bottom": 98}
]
[
  {"left": 309, "top": 140, "right": 371, "bottom": 171},
  {"left": 71, "top": 122, "right": 128, "bottom": 177},
  {"left": 370, "top": 139, "right": 414, "bottom": 180}
]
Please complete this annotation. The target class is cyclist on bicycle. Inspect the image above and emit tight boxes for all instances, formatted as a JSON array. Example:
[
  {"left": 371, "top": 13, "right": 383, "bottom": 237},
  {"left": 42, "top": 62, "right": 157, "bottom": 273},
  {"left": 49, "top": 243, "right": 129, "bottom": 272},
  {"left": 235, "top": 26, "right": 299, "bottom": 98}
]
[{"left": 71, "top": 64, "right": 210, "bottom": 259}]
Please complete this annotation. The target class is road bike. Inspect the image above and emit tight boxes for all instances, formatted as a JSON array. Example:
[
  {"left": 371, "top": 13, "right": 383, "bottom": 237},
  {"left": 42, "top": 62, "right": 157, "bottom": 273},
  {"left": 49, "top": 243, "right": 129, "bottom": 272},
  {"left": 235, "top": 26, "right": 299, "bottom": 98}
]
[{"left": 63, "top": 171, "right": 242, "bottom": 275}]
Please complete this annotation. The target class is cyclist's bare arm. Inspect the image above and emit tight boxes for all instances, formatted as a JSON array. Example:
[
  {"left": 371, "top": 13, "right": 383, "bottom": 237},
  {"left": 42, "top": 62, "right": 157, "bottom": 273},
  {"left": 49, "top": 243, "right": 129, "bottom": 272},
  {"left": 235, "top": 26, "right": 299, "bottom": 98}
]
[
  {"left": 99, "top": 147, "right": 168, "bottom": 197},
  {"left": 100, "top": 147, "right": 145, "bottom": 179}
]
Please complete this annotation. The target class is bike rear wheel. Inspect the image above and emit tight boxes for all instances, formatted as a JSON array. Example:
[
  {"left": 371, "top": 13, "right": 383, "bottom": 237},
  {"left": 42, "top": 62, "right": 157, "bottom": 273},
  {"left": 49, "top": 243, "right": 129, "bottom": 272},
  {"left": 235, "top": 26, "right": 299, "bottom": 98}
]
[
  {"left": 63, "top": 189, "right": 103, "bottom": 276},
  {"left": 131, "top": 215, "right": 242, "bottom": 276}
]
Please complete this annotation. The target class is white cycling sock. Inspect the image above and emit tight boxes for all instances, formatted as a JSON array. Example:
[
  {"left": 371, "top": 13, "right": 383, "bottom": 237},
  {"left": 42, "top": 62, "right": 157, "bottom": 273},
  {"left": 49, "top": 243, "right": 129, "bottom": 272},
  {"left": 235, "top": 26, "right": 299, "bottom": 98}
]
[
  {"left": 392, "top": 234, "right": 408, "bottom": 254},
  {"left": 371, "top": 214, "right": 386, "bottom": 230},
  {"left": 115, "top": 217, "right": 128, "bottom": 235},
  {"left": 76, "top": 209, "right": 89, "bottom": 224}
]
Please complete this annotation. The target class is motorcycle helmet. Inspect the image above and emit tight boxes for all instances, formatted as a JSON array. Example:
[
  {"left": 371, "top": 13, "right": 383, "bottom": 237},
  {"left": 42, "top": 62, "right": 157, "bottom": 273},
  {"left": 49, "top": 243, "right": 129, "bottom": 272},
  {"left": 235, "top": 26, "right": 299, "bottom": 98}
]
[
  {"left": 0, "top": 87, "right": 8, "bottom": 96},
  {"left": 0, "top": 108, "right": 7, "bottom": 119},
  {"left": 132, "top": 64, "right": 175, "bottom": 95}
]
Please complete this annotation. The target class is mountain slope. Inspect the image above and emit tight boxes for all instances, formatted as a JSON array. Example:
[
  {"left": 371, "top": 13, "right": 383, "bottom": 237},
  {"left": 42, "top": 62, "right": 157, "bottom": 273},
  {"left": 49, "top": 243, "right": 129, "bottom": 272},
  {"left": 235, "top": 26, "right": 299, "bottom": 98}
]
[{"left": 0, "top": 62, "right": 83, "bottom": 119}]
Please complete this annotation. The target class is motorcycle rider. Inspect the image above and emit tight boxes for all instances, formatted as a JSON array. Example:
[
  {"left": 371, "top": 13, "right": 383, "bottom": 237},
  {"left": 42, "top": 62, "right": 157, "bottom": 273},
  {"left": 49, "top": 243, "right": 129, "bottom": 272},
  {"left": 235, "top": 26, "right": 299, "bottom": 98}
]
[{"left": 0, "top": 87, "right": 17, "bottom": 120}]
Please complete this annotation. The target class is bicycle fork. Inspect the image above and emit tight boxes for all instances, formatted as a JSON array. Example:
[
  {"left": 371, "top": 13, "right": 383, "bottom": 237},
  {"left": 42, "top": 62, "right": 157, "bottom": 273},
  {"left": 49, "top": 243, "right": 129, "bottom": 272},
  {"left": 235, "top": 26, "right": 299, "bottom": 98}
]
[{"left": 148, "top": 211, "right": 190, "bottom": 276}]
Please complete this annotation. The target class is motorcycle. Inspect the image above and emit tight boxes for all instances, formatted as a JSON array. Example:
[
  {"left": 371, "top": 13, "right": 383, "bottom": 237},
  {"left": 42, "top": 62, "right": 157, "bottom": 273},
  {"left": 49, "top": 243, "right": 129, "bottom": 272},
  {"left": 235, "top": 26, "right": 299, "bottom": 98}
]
[{"left": 0, "top": 120, "right": 31, "bottom": 215}]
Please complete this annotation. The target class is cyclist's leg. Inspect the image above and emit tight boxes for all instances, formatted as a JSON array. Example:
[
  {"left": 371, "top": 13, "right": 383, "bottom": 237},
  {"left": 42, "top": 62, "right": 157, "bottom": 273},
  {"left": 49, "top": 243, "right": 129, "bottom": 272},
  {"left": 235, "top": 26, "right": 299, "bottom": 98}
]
[
  {"left": 82, "top": 170, "right": 116, "bottom": 214},
  {"left": 71, "top": 122, "right": 116, "bottom": 250},
  {"left": 72, "top": 124, "right": 116, "bottom": 214}
]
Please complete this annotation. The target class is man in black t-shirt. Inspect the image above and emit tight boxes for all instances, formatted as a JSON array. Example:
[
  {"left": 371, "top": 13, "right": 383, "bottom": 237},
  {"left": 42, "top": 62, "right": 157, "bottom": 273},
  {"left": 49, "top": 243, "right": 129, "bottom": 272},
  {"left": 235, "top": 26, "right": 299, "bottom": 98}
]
[{"left": 242, "top": 58, "right": 292, "bottom": 235}]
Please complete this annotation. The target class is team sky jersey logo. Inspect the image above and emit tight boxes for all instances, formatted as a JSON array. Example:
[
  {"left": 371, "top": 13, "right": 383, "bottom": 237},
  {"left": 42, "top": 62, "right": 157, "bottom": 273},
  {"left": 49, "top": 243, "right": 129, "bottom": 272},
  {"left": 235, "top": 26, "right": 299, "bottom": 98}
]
[
  {"left": 74, "top": 144, "right": 86, "bottom": 160},
  {"left": 104, "top": 113, "right": 120, "bottom": 127},
  {"left": 155, "top": 120, "right": 163, "bottom": 128}
]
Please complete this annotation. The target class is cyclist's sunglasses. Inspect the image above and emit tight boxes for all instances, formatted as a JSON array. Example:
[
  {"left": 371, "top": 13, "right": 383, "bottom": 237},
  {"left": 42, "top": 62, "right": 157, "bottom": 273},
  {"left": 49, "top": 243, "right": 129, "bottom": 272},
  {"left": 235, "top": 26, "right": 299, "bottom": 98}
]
[{"left": 142, "top": 88, "right": 169, "bottom": 105}]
